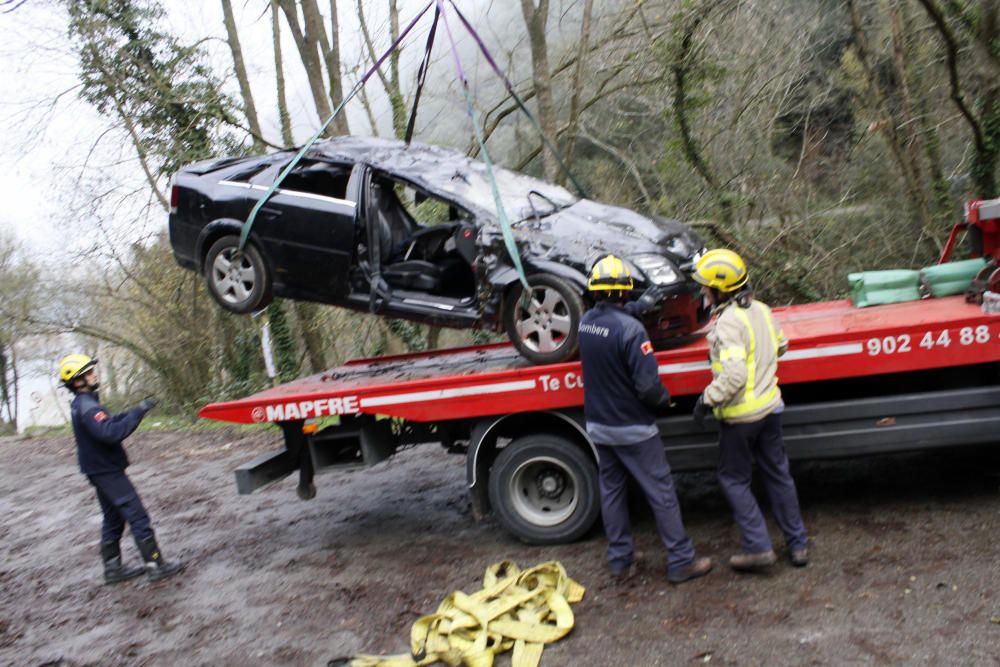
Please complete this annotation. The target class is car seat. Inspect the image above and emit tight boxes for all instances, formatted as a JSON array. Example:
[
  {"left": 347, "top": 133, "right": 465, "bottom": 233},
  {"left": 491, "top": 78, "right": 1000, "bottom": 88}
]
[{"left": 370, "top": 181, "right": 443, "bottom": 292}]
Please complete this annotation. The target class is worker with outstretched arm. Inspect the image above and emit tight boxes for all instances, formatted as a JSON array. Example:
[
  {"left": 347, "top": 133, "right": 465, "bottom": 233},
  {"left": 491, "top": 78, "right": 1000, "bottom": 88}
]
[
  {"left": 578, "top": 254, "right": 712, "bottom": 584},
  {"left": 691, "top": 249, "right": 809, "bottom": 571},
  {"left": 58, "top": 354, "right": 185, "bottom": 584}
]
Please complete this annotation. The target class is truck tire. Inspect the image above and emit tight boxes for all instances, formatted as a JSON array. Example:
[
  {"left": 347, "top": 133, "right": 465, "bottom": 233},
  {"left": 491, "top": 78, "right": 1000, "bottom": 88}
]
[
  {"left": 204, "top": 235, "right": 273, "bottom": 314},
  {"left": 488, "top": 434, "right": 600, "bottom": 545},
  {"left": 503, "top": 274, "right": 585, "bottom": 365}
]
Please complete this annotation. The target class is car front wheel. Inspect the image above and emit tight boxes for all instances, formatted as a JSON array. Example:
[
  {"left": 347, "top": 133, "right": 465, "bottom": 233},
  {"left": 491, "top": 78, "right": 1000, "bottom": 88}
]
[
  {"left": 503, "top": 274, "right": 584, "bottom": 364},
  {"left": 204, "top": 235, "right": 273, "bottom": 314}
]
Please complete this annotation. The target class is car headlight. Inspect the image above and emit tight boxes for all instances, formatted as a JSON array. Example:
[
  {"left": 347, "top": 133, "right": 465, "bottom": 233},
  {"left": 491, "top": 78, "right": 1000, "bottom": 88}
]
[{"left": 631, "top": 254, "right": 681, "bottom": 285}]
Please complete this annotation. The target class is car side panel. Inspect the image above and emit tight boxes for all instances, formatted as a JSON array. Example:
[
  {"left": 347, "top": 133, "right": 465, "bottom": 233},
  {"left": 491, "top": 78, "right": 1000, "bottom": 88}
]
[
  {"left": 205, "top": 181, "right": 356, "bottom": 300},
  {"left": 258, "top": 190, "right": 356, "bottom": 296}
]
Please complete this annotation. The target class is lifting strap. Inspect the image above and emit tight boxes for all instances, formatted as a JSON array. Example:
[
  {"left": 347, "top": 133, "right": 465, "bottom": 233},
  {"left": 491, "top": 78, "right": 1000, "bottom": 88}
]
[
  {"left": 239, "top": 0, "right": 436, "bottom": 251},
  {"left": 403, "top": 6, "right": 440, "bottom": 144},
  {"left": 341, "top": 560, "right": 585, "bottom": 667},
  {"left": 447, "top": 1, "right": 588, "bottom": 199},
  {"left": 438, "top": 0, "right": 530, "bottom": 292}
]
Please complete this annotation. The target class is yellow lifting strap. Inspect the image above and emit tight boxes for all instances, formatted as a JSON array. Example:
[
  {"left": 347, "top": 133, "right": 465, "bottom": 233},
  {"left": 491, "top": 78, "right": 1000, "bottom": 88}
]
[{"left": 348, "top": 561, "right": 585, "bottom": 667}]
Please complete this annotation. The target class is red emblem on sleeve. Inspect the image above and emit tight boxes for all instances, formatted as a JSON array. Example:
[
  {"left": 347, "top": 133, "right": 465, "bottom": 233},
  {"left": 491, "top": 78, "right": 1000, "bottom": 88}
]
[
  {"left": 93, "top": 411, "right": 108, "bottom": 423},
  {"left": 641, "top": 341, "right": 654, "bottom": 355}
]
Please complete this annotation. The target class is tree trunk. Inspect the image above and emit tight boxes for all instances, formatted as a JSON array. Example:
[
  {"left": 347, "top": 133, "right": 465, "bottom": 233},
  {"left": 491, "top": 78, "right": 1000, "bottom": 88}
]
[
  {"left": 562, "top": 0, "right": 594, "bottom": 185},
  {"left": 299, "top": 0, "right": 349, "bottom": 135},
  {"left": 278, "top": 0, "right": 334, "bottom": 128},
  {"left": 221, "top": 0, "right": 265, "bottom": 150},
  {"left": 357, "top": 0, "right": 405, "bottom": 136},
  {"left": 670, "top": 0, "right": 733, "bottom": 223},
  {"left": 519, "top": 0, "right": 558, "bottom": 181},
  {"left": 916, "top": 0, "right": 999, "bottom": 197},
  {"left": 272, "top": 0, "right": 295, "bottom": 147}
]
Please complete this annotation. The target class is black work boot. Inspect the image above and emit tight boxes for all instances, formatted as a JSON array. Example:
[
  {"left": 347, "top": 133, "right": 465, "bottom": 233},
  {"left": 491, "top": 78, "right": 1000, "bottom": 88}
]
[
  {"left": 137, "top": 536, "right": 185, "bottom": 582},
  {"left": 100, "top": 542, "right": 145, "bottom": 585}
]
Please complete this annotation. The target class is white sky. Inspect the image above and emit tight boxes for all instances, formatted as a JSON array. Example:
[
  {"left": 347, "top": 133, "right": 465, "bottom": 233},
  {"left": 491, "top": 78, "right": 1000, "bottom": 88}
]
[{"left": 0, "top": 0, "right": 526, "bottom": 260}]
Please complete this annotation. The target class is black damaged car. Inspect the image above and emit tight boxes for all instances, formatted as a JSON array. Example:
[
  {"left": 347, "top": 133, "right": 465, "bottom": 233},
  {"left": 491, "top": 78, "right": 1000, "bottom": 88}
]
[{"left": 168, "top": 137, "right": 708, "bottom": 364}]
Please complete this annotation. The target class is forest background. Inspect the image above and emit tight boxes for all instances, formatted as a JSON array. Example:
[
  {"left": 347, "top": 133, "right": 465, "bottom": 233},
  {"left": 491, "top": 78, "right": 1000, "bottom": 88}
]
[{"left": 2, "top": 0, "right": 998, "bottom": 431}]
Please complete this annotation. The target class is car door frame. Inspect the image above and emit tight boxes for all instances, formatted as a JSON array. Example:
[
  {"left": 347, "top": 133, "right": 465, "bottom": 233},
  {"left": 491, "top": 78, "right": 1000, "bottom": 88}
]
[{"left": 247, "top": 160, "right": 357, "bottom": 302}]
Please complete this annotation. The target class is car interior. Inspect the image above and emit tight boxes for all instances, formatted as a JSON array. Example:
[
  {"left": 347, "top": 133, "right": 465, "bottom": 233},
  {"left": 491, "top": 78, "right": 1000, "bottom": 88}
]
[{"left": 365, "top": 175, "right": 477, "bottom": 301}]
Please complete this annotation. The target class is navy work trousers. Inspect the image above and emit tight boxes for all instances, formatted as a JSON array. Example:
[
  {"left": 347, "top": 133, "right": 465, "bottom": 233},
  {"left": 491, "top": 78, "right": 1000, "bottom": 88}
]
[
  {"left": 87, "top": 471, "right": 154, "bottom": 545},
  {"left": 717, "top": 412, "right": 807, "bottom": 553},
  {"left": 597, "top": 435, "right": 696, "bottom": 576}
]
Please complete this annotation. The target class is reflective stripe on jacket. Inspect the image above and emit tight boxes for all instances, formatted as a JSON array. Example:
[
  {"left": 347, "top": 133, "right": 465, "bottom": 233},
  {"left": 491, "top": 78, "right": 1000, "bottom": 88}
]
[{"left": 703, "top": 298, "right": 788, "bottom": 424}]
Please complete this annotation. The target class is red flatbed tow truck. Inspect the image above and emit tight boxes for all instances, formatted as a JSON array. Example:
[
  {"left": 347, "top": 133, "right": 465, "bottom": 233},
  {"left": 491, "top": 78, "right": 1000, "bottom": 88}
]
[{"left": 201, "top": 295, "right": 999, "bottom": 544}]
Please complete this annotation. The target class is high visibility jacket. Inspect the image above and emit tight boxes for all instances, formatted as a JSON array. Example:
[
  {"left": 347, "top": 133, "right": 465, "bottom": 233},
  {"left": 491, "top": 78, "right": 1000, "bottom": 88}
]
[{"left": 703, "top": 298, "right": 788, "bottom": 424}]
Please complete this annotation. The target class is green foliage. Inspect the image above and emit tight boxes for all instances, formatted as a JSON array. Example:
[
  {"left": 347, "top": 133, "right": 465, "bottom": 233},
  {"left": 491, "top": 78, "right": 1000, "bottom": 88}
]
[{"left": 67, "top": 0, "right": 238, "bottom": 177}]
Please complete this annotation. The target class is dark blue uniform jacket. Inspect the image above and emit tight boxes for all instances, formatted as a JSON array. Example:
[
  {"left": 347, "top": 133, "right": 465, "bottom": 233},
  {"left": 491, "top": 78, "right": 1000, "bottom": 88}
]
[
  {"left": 70, "top": 393, "right": 144, "bottom": 475},
  {"left": 578, "top": 302, "right": 670, "bottom": 445}
]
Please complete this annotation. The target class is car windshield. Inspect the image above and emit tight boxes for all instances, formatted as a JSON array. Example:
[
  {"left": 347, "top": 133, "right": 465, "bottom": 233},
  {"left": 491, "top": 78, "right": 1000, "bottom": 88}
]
[{"left": 434, "top": 161, "right": 578, "bottom": 222}]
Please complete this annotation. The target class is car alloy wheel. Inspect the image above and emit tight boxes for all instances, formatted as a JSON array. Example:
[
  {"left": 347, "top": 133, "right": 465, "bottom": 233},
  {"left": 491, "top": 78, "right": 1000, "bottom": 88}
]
[
  {"left": 503, "top": 274, "right": 584, "bottom": 364},
  {"left": 204, "top": 235, "right": 273, "bottom": 314}
]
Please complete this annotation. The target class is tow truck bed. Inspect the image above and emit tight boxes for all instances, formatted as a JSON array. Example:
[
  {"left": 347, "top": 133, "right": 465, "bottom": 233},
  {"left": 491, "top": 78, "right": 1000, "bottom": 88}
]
[
  {"left": 201, "top": 296, "right": 999, "bottom": 544},
  {"left": 201, "top": 296, "right": 998, "bottom": 425}
]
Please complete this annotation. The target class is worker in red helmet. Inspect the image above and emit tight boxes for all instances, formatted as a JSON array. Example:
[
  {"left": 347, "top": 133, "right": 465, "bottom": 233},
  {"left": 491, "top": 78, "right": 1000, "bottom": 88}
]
[
  {"left": 691, "top": 250, "right": 809, "bottom": 571},
  {"left": 578, "top": 255, "right": 712, "bottom": 585},
  {"left": 58, "top": 354, "right": 184, "bottom": 584}
]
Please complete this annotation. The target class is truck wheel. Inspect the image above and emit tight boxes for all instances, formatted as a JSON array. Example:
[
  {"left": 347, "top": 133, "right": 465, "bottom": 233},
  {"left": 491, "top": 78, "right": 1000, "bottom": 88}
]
[
  {"left": 204, "top": 235, "right": 273, "bottom": 314},
  {"left": 503, "top": 274, "right": 584, "bottom": 364},
  {"left": 488, "top": 434, "right": 600, "bottom": 545}
]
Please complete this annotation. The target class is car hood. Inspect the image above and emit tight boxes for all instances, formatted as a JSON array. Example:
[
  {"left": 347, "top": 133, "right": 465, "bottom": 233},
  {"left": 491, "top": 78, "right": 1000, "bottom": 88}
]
[{"left": 503, "top": 199, "right": 703, "bottom": 270}]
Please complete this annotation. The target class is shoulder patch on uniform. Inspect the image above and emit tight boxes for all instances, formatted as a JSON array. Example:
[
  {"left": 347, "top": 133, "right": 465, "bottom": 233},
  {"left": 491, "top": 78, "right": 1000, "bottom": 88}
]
[
  {"left": 640, "top": 341, "right": 654, "bottom": 355},
  {"left": 93, "top": 411, "right": 108, "bottom": 423}
]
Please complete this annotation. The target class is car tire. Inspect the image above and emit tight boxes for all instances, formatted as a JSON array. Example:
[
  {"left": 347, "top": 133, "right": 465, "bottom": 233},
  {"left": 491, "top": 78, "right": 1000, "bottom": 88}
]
[
  {"left": 488, "top": 434, "right": 600, "bottom": 545},
  {"left": 204, "top": 235, "right": 273, "bottom": 314},
  {"left": 503, "top": 274, "right": 584, "bottom": 364}
]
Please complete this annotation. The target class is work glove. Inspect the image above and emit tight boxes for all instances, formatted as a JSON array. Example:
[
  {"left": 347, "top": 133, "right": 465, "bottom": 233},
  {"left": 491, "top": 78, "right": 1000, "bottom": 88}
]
[
  {"left": 137, "top": 398, "right": 158, "bottom": 414},
  {"left": 632, "top": 284, "right": 668, "bottom": 315},
  {"left": 692, "top": 394, "right": 709, "bottom": 429}
]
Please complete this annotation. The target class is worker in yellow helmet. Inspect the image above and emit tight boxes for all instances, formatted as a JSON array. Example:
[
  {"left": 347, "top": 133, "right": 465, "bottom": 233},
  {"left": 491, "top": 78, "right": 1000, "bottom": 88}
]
[
  {"left": 58, "top": 354, "right": 184, "bottom": 584},
  {"left": 578, "top": 255, "right": 712, "bottom": 584},
  {"left": 691, "top": 249, "right": 808, "bottom": 571}
]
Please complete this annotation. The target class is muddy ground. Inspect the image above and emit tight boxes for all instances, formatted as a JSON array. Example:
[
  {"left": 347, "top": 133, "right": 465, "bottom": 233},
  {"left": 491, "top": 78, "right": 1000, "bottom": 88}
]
[{"left": 1, "top": 428, "right": 998, "bottom": 666}]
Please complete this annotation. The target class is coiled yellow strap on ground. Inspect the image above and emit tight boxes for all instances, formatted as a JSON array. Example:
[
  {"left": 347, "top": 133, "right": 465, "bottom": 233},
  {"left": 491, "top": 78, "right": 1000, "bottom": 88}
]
[{"left": 349, "top": 561, "right": 585, "bottom": 667}]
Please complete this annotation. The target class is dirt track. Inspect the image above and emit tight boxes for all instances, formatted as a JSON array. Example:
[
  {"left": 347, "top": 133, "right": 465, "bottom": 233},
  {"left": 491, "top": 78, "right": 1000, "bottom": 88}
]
[{"left": 1, "top": 429, "right": 999, "bottom": 666}]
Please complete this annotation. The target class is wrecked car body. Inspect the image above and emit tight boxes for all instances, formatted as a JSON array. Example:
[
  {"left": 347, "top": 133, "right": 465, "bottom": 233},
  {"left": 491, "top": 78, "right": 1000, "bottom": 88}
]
[{"left": 168, "top": 136, "right": 708, "bottom": 364}]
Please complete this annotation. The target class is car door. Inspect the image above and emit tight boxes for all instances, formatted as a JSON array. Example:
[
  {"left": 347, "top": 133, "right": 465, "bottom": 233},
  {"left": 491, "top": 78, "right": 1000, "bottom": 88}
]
[{"left": 250, "top": 160, "right": 357, "bottom": 300}]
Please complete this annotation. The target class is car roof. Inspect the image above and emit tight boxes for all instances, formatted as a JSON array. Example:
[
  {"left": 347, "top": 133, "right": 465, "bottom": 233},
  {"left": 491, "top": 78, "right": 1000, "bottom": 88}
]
[{"left": 304, "top": 136, "right": 567, "bottom": 219}]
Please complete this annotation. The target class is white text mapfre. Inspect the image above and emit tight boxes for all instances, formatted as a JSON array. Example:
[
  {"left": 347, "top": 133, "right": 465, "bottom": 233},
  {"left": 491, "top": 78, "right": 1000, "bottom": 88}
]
[{"left": 252, "top": 396, "right": 361, "bottom": 422}]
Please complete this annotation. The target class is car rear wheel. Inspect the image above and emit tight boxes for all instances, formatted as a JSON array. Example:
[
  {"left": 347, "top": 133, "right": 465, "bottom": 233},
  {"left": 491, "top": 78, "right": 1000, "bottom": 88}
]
[
  {"left": 488, "top": 434, "right": 600, "bottom": 544},
  {"left": 204, "top": 235, "right": 273, "bottom": 314},
  {"left": 503, "top": 274, "right": 584, "bottom": 364}
]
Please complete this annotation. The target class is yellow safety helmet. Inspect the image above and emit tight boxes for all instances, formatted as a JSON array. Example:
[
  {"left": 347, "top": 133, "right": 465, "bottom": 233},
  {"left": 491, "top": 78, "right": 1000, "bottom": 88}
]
[
  {"left": 59, "top": 354, "right": 97, "bottom": 386},
  {"left": 588, "top": 254, "right": 634, "bottom": 292},
  {"left": 693, "top": 249, "right": 749, "bottom": 293}
]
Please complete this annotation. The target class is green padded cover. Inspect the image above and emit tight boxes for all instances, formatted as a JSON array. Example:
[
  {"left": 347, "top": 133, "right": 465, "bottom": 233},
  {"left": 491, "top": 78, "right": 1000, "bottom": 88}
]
[
  {"left": 918, "top": 257, "right": 988, "bottom": 298},
  {"left": 848, "top": 269, "right": 921, "bottom": 307}
]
